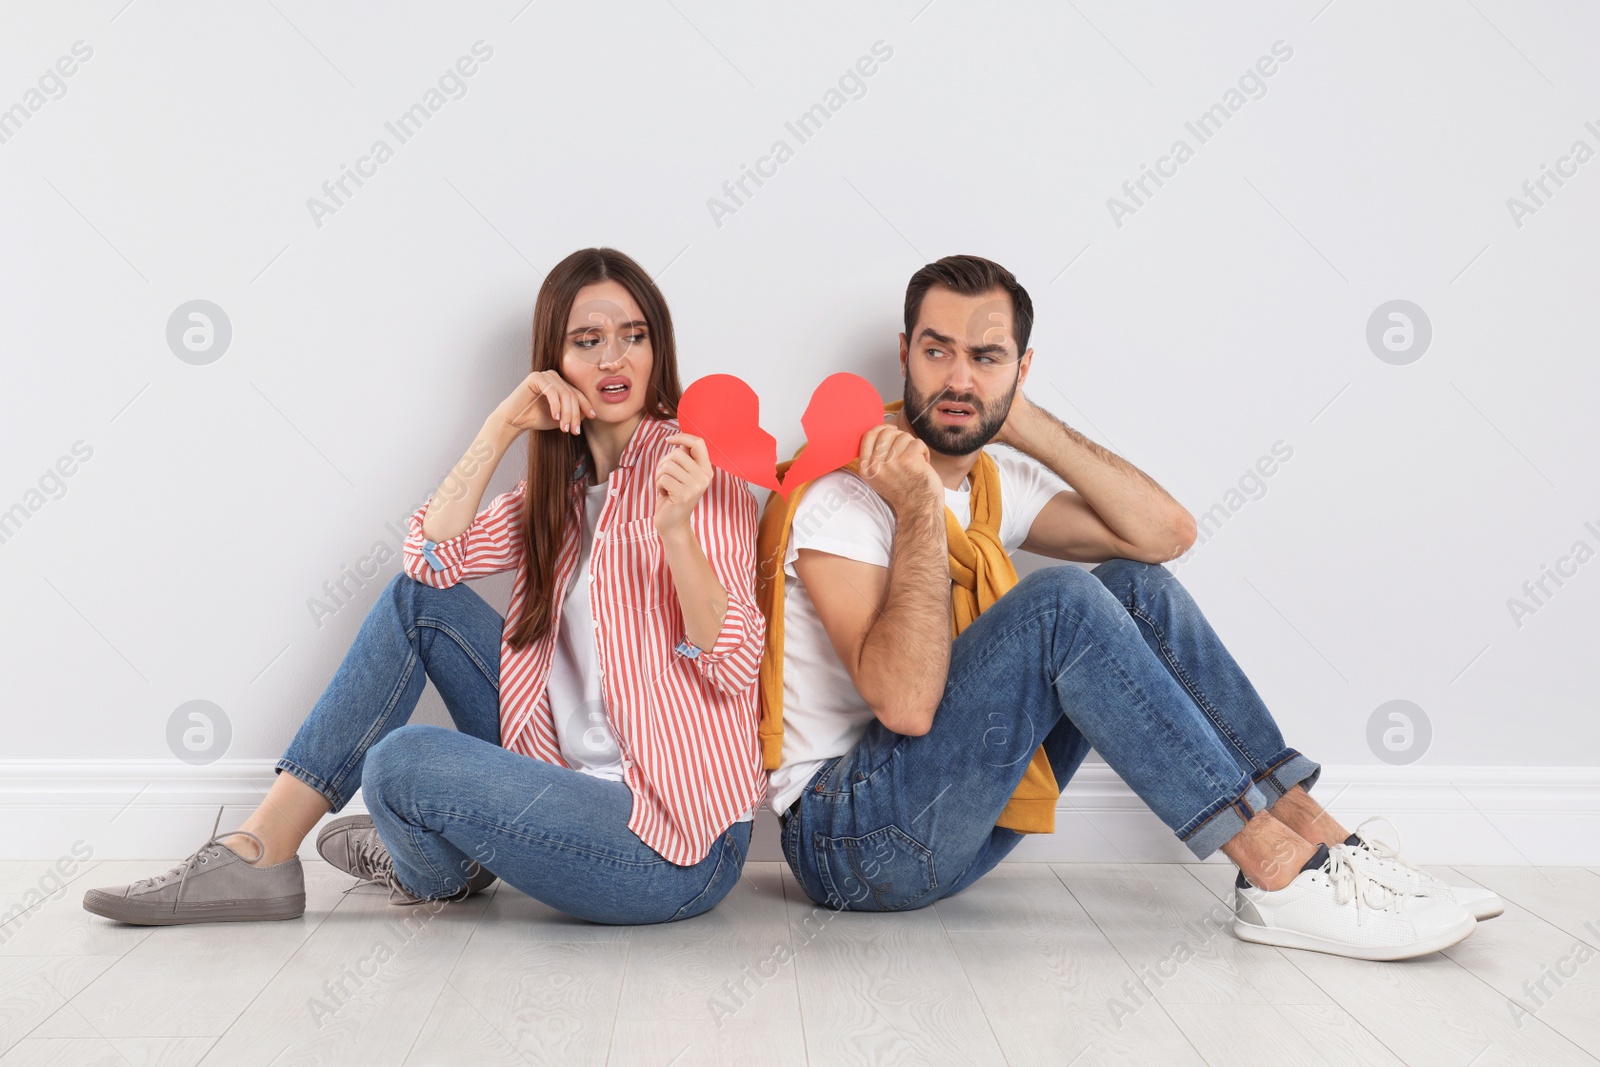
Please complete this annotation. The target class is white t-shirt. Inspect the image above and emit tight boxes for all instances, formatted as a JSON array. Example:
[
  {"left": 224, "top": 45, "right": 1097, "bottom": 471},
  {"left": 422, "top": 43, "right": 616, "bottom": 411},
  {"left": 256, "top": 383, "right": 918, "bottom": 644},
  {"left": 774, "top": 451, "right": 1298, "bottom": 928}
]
[
  {"left": 547, "top": 476, "right": 755, "bottom": 822},
  {"left": 765, "top": 447, "right": 1072, "bottom": 816},
  {"left": 547, "top": 480, "right": 626, "bottom": 780}
]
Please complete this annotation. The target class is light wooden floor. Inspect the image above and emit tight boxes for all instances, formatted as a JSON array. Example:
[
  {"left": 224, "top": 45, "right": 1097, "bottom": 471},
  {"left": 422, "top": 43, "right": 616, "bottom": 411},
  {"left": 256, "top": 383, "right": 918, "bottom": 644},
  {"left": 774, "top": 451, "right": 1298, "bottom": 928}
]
[{"left": 0, "top": 859, "right": 1597, "bottom": 1066}]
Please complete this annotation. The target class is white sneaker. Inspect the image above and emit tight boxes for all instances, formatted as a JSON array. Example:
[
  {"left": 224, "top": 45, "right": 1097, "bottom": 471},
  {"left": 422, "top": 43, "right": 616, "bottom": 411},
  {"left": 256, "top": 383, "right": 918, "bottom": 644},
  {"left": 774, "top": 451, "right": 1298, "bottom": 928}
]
[
  {"left": 1233, "top": 842, "right": 1477, "bottom": 960},
  {"left": 1340, "top": 816, "right": 1505, "bottom": 921}
]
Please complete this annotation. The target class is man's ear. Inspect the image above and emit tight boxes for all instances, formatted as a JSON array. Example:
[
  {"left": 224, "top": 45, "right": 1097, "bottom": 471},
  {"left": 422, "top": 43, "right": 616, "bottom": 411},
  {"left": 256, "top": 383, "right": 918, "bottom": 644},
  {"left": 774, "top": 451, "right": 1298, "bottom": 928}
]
[
  {"left": 1017, "top": 347, "right": 1034, "bottom": 386},
  {"left": 898, "top": 332, "right": 909, "bottom": 373}
]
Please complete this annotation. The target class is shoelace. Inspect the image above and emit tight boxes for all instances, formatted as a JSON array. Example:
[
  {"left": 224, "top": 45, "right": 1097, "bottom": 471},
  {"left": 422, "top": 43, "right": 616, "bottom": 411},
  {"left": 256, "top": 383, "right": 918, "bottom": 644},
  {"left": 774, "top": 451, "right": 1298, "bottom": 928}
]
[
  {"left": 336, "top": 831, "right": 470, "bottom": 906},
  {"left": 339, "top": 830, "right": 413, "bottom": 905},
  {"left": 130, "top": 806, "right": 266, "bottom": 914},
  {"left": 1349, "top": 816, "right": 1447, "bottom": 893},
  {"left": 1322, "top": 843, "right": 1405, "bottom": 925}
]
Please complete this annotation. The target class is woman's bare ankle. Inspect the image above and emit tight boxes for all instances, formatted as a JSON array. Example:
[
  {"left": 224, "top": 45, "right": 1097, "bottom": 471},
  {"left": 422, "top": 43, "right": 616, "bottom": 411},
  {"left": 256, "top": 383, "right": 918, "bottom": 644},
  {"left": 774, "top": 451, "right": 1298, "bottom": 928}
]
[{"left": 219, "top": 829, "right": 298, "bottom": 866}]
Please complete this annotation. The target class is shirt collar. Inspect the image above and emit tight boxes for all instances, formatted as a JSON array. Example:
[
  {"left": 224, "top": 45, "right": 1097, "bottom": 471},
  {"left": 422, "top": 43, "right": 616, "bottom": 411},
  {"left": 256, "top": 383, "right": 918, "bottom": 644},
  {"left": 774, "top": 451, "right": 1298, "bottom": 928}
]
[{"left": 569, "top": 416, "right": 674, "bottom": 484}]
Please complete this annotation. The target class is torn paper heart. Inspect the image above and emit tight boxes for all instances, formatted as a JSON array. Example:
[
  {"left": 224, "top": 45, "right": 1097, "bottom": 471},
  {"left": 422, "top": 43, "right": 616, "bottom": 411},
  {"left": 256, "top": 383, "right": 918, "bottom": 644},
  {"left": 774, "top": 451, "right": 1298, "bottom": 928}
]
[{"left": 677, "top": 372, "right": 885, "bottom": 500}]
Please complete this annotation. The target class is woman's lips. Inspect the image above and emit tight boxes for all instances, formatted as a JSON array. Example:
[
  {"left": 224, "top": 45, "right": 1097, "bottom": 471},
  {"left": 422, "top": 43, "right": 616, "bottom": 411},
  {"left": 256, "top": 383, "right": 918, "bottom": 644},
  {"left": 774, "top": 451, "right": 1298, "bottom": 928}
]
[{"left": 597, "top": 377, "right": 631, "bottom": 404}]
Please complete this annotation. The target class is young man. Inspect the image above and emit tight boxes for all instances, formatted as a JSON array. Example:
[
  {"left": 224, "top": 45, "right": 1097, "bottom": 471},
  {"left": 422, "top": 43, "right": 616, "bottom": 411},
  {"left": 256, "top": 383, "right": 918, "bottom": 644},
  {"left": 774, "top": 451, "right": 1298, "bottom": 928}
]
[{"left": 756, "top": 254, "right": 1501, "bottom": 960}]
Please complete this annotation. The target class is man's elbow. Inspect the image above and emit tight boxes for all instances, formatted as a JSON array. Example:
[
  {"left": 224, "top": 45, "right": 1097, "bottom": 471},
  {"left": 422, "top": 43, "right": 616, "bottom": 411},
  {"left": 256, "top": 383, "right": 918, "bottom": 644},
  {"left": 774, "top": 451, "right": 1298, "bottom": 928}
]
[
  {"left": 869, "top": 698, "right": 935, "bottom": 737},
  {"left": 1133, "top": 510, "right": 1196, "bottom": 563},
  {"left": 1171, "top": 509, "right": 1197, "bottom": 554}
]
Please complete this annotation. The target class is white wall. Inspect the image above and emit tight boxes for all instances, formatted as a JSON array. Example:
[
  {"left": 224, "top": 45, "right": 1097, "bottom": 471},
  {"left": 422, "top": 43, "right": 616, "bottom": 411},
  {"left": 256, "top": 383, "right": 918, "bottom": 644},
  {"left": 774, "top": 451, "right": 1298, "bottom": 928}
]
[{"left": 1, "top": 1, "right": 1596, "bottom": 862}]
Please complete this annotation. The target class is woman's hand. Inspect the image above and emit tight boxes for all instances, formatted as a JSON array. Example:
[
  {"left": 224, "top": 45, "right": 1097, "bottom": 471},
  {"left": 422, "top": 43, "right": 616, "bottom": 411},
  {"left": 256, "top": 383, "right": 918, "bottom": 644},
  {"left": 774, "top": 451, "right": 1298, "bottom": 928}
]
[
  {"left": 653, "top": 433, "right": 714, "bottom": 535},
  {"left": 490, "top": 370, "right": 596, "bottom": 438}
]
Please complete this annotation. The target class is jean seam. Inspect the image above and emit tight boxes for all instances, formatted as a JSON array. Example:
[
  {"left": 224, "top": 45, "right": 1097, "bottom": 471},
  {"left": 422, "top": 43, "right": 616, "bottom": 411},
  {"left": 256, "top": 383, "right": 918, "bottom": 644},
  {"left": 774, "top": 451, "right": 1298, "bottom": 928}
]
[
  {"left": 395, "top": 818, "right": 449, "bottom": 896},
  {"left": 949, "top": 599, "right": 1238, "bottom": 803},
  {"left": 1179, "top": 774, "right": 1262, "bottom": 842},
  {"left": 1124, "top": 601, "right": 1266, "bottom": 774},
  {"left": 413, "top": 805, "right": 676, "bottom": 871},
  {"left": 809, "top": 756, "right": 853, "bottom": 797},
  {"left": 1255, "top": 749, "right": 1305, "bottom": 798},
  {"left": 815, "top": 825, "right": 938, "bottom": 912},
  {"left": 669, "top": 832, "right": 736, "bottom": 921},
  {"left": 274, "top": 760, "right": 343, "bottom": 810},
  {"left": 414, "top": 615, "right": 502, "bottom": 696},
  {"left": 327, "top": 649, "right": 421, "bottom": 804}
]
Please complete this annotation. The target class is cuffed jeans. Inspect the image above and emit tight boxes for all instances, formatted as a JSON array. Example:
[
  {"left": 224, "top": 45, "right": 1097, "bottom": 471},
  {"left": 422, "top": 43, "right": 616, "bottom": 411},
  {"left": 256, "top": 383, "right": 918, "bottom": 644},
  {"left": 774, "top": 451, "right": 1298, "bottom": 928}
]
[
  {"left": 783, "top": 559, "right": 1321, "bottom": 912},
  {"left": 275, "top": 573, "right": 750, "bottom": 924}
]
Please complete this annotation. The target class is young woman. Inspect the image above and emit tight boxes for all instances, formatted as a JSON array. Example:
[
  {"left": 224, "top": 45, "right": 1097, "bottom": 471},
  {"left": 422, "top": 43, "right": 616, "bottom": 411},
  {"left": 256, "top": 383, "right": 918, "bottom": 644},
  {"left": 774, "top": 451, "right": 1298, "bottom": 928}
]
[{"left": 83, "top": 248, "right": 767, "bottom": 926}]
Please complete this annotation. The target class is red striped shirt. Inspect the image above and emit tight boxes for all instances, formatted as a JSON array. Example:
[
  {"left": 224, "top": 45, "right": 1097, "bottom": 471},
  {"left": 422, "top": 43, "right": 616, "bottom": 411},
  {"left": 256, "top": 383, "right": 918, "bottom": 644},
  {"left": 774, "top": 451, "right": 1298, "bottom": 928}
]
[{"left": 401, "top": 416, "right": 767, "bottom": 865}]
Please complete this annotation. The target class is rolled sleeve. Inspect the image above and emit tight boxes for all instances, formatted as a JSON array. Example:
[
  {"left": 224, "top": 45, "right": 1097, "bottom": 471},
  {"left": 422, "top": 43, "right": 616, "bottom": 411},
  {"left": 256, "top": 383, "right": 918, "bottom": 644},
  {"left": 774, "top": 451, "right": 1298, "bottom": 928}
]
[
  {"left": 402, "top": 480, "right": 527, "bottom": 589},
  {"left": 676, "top": 472, "right": 765, "bottom": 696}
]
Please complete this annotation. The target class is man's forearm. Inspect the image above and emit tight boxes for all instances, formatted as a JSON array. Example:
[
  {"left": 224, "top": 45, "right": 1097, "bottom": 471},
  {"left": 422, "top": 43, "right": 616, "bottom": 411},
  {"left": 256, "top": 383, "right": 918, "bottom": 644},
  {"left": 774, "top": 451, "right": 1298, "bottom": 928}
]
[
  {"left": 1011, "top": 403, "right": 1193, "bottom": 551},
  {"left": 858, "top": 499, "right": 951, "bottom": 733}
]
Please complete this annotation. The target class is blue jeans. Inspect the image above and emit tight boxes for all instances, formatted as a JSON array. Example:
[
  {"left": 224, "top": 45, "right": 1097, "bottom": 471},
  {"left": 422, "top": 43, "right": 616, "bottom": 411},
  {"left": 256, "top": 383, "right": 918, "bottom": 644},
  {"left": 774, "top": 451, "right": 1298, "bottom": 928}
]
[
  {"left": 782, "top": 559, "right": 1321, "bottom": 912},
  {"left": 276, "top": 573, "right": 750, "bottom": 924}
]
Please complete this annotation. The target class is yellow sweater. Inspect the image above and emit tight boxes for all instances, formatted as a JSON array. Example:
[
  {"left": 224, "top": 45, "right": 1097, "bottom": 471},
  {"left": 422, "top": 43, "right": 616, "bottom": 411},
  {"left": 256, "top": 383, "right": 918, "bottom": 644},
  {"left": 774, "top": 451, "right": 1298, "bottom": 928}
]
[{"left": 755, "top": 399, "right": 1059, "bottom": 833}]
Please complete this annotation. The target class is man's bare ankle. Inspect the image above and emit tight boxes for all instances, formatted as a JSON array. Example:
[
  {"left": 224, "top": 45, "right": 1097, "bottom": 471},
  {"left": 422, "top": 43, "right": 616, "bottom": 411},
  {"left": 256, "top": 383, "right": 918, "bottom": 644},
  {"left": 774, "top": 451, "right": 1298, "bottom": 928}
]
[{"left": 1249, "top": 843, "right": 1315, "bottom": 892}]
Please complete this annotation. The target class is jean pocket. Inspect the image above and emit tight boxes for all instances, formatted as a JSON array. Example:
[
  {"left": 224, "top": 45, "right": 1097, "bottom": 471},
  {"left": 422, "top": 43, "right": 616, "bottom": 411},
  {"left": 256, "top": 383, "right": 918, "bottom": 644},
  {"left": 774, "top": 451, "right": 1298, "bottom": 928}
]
[{"left": 814, "top": 824, "right": 937, "bottom": 912}]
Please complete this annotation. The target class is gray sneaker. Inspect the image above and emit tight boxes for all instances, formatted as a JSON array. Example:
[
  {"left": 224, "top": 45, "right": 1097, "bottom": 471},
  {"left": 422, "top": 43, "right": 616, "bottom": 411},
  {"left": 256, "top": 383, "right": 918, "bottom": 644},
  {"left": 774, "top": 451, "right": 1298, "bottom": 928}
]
[
  {"left": 82, "top": 821, "right": 305, "bottom": 926},
  {"left": 316, "top": 814, "right": 496, "bottom": 905}
]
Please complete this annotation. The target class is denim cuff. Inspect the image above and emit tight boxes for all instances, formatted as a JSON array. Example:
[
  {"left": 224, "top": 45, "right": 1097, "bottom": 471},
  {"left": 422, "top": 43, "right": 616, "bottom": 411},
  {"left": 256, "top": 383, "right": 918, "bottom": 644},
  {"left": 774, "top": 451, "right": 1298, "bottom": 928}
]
[
  {"left": 1253, "top": 748, "right": 1321, "bottom": 806},
  {"left": 1179, "top": 773, "right": 1272, "bottom": 860},
  {"left": 273, "top": 759, "right": 350, "bottom": 813}
]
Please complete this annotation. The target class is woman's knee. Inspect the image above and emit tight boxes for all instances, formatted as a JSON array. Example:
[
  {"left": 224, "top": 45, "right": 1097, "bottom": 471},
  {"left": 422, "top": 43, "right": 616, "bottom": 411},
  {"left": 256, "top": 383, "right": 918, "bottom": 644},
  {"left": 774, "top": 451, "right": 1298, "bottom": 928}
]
[
  {"left": 384, "top": 572, "right": 482, "bottom": 626},
  {"left": 364, "top": 723, "right": 455, "bottom": 801}
]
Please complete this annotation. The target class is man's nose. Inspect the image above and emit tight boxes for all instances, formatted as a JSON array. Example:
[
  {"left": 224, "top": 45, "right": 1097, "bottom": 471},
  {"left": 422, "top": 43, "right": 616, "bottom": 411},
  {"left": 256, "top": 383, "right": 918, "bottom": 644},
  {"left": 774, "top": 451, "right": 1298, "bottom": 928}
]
[{"left": 944, "top": 357, "right": 976, "bottom": 393}]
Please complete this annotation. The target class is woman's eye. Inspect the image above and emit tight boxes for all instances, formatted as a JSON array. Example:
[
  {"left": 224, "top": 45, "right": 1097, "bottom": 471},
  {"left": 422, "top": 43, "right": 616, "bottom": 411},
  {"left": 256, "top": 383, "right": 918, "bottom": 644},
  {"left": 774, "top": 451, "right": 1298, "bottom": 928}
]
[
  {"left": 574, "top": 338, "right": 600, "bottom": 349},
  {"left": 626, "top": 332, "right": 647, "bottom": 344}
]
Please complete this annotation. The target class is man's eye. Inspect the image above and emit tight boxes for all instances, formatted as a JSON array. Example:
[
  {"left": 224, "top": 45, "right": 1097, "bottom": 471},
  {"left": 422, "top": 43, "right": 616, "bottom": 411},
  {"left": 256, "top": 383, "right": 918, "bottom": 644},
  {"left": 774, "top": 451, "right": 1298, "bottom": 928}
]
[{"left": 926, "top": 348, "right": 946, "bottom": 359}]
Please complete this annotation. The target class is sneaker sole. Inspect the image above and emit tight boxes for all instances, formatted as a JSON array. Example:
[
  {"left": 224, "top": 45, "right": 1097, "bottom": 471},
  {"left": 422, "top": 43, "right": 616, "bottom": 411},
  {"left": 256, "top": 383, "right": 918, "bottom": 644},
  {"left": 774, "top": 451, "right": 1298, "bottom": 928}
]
[
  {"left": 1470, "top": 898, "right": 1505, "bottom": 921},
  {"left": 1232, "top": 912, "right": 1476, "bottom": 961},
  {"left": 82, "top": 889, "right": 305, "bottom": 926}
]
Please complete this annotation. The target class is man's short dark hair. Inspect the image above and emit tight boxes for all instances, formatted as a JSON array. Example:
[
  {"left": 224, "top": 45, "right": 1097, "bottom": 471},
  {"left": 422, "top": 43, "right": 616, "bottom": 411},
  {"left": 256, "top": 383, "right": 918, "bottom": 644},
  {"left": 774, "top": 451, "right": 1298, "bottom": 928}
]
[{"left": 903, "top": 254, "right": 1034, "bottom": 356}]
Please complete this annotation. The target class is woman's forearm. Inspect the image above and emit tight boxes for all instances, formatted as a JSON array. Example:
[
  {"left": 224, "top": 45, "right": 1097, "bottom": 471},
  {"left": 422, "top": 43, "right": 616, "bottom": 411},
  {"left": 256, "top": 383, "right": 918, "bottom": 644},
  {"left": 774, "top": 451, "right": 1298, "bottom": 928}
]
[
  {"left": 659, "top": 524, "right": 729, "bottom": 651},
  {"left": 421, "top": 416, "right": 520, "bottom": 543}
]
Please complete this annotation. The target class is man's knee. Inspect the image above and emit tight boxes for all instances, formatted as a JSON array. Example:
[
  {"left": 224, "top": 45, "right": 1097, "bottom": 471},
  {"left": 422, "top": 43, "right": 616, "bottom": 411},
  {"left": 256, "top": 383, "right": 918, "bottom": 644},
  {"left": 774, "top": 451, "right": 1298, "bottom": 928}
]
[
  {"left": 1090, "top": 556, "right": 1171, "bottom": 592},
  {"left": 1019, "top": 563, "right": 1126, "bottom": 623}
]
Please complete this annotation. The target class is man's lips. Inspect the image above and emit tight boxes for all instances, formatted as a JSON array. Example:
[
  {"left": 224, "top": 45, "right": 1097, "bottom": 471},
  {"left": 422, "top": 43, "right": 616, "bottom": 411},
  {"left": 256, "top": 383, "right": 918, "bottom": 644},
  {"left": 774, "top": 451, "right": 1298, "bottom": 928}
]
[{"left": 935, "top": 401, "right": 976, "bottom": 420}]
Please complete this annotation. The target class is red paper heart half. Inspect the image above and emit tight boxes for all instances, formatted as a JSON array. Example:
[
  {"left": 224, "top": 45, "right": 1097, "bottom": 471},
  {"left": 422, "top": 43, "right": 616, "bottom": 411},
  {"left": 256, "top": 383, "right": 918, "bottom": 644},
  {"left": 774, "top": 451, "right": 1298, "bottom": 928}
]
[{"left": 678, "top": 372, "right": 885, "bottom": 500}]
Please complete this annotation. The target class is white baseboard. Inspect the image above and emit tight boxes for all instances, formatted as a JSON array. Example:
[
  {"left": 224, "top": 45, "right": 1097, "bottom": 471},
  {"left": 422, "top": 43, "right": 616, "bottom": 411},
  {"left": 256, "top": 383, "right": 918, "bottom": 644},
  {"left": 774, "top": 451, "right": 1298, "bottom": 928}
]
[{"left": 2, "top": 760, "right": 1596, "bottom": 866}]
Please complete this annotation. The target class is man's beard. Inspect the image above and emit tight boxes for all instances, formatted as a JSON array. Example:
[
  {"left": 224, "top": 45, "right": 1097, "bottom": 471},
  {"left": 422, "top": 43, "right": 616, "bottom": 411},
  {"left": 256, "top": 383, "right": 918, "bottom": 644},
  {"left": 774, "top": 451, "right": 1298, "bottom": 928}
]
[{"left": 903, "top": 373, "right": 1017, "bottom": 457}]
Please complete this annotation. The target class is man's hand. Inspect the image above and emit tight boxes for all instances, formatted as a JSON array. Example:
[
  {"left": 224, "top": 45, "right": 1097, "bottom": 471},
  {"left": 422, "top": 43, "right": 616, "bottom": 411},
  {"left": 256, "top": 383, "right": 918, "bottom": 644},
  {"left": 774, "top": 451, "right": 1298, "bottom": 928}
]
[
  {"left": 856, "top": 425, "right": 942, "bottom": 516},
  {"left": 992, "top": 387, "right": 1041, "bottom": 451}
]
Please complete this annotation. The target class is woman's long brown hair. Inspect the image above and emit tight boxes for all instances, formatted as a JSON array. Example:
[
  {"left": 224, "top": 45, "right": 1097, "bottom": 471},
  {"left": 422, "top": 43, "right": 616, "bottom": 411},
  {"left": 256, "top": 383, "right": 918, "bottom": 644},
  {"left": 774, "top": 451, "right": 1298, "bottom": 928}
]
[{"left": 507, "top": 247, "right": 682, "bottom": 652}]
